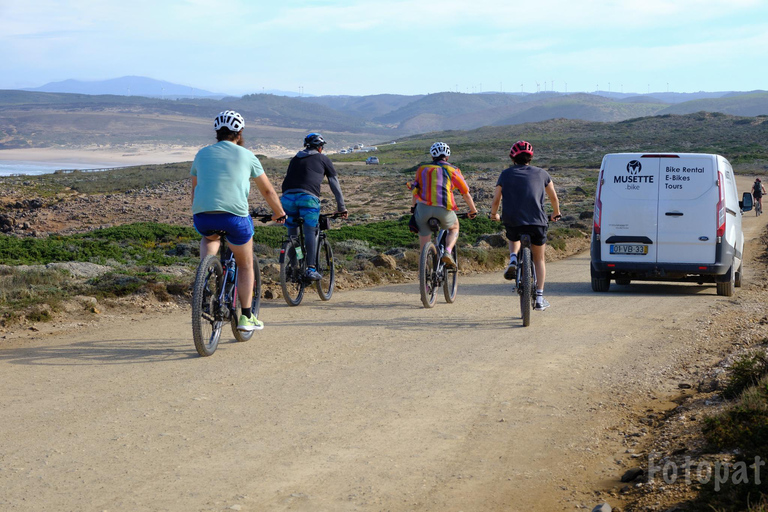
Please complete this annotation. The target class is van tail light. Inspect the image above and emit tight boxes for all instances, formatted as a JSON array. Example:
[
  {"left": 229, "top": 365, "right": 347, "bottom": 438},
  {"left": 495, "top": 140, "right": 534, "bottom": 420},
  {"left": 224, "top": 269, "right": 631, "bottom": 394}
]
[
  {"left": 716, "top": 170, "right": 726, "bottom": 238},
  {"left": 594, "top": 170, "right": 604, "bottom": 236}
]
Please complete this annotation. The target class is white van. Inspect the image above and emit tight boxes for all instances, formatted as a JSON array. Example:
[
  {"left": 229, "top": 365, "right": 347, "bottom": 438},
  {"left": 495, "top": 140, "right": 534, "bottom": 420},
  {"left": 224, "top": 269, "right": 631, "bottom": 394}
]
[{"left": 590, "top": 153, "right": 745, "bottom": 296}]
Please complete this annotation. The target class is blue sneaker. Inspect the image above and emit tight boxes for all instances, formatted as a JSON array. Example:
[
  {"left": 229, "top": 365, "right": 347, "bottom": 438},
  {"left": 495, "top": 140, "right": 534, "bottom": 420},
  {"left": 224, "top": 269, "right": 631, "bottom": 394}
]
[{"left": 305, "top": 267, "right": 322, "bottom": 281}]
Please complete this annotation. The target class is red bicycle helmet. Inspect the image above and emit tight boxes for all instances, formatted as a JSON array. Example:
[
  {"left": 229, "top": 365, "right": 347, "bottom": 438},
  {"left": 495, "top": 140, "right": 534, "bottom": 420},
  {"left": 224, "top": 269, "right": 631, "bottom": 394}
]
[{"left": 509, "top": 140, "right": 533, "bottom": 158}]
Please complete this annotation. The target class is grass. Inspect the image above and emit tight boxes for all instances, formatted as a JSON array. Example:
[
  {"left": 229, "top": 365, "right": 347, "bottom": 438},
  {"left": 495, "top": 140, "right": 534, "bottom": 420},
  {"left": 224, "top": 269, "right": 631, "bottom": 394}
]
[
  {"left": 0, "top": 223, "right": 200, "bottom": 265},
  {"left": 699, "top": 349, "right": 768, "bottom": 509}
]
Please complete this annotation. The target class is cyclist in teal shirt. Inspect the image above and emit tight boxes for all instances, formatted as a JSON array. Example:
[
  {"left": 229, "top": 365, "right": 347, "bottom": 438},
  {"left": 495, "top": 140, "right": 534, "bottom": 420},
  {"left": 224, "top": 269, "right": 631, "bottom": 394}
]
[{"left": 191, "top": 110, "right": 285, "bottom": 331}]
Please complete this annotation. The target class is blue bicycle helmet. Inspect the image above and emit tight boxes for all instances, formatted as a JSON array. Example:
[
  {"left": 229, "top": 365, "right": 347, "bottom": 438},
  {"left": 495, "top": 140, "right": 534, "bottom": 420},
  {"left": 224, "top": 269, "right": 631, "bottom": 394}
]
[{"left": 304, "top": 133, "right": 326, "bottom": 149}]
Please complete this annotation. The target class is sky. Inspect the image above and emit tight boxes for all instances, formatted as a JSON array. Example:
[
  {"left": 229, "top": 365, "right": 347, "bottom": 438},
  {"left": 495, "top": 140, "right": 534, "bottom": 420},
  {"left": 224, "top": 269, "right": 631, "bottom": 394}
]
[{"left": 1, "top": 0, "right": 767, "bottom": 97}]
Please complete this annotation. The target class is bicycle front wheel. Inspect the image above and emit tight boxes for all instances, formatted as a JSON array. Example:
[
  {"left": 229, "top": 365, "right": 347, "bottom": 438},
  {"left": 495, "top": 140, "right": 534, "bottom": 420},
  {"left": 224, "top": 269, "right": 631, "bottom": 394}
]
[
  {"left": 231, "top": 255, "right": 262, "bottom": 342},
  {"left": 315, "top": 239, "right": 335, "bottom": 301},
  {"left": 443, "top": 245, "right": 458, "bottom": 303},
  {"left": 520, "top": 247, "right": 533, "bottom": 327},
  {"left": 192, "top": 254, "right": 224, "bottom": 356},
  {"left": 419, "top": 242, "right": 439, "bottom": 308},
  {"left": 280, "top": 239, "right": 305, "bottom": 306}
]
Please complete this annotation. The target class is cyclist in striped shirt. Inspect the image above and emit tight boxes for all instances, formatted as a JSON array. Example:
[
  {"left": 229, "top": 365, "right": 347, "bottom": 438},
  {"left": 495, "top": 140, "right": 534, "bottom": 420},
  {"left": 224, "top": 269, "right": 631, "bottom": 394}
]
[{"left": 409, "top": 142, "right": 477, "bottom": 268}]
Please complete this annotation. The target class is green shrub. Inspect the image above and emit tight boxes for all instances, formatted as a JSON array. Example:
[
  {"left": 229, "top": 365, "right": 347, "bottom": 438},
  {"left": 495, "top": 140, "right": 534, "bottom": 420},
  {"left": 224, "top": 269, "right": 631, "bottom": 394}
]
[
  {"left": 724, "top": 351, "right": 768, "bottom": 399},
  {"left": 87, "top": 273, "right": 145, "bottom": 298},
  {"left": 700, "top": 374, "right": 768, "bottom": 508}
]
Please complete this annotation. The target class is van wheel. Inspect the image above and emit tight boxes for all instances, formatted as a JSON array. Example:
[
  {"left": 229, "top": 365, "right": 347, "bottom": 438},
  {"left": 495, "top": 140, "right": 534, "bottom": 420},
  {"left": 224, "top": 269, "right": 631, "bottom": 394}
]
[
  {"left": 716, "top": 265, "right": 735, "bottom": 297},
  {"left": 616, "top": 278, "right": 631, "bottom": 286},
  {"left": 591, "top": 267, "right": 610, "bottom": 292},
  {"left": 735, "top": 262, "right": 743, "bottom": 288}
]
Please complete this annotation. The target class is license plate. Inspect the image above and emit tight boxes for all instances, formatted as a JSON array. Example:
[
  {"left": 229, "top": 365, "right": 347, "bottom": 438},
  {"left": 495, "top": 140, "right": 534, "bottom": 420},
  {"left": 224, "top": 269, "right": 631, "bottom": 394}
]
[{"left": 610, "top": 244, "right": 648, "bottom": 255}]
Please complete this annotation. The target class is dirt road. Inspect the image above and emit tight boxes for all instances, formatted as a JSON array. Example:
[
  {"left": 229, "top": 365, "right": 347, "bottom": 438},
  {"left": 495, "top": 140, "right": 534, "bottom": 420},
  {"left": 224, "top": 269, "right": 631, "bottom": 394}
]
[{"left": 2, "top": 179, "right": 766, "bottom": 512}]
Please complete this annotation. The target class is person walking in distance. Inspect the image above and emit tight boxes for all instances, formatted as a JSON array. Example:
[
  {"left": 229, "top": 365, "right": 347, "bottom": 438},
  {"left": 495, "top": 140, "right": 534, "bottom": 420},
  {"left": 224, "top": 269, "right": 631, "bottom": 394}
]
[
  {"left": 281, "top": 133, "right": 348, "bottom": 281},
  {"left": 490, "top": 140, "right": 561, "bottom": 311},
  {"left": 191, "top": 110, "right": 286, "bottom": 331}
]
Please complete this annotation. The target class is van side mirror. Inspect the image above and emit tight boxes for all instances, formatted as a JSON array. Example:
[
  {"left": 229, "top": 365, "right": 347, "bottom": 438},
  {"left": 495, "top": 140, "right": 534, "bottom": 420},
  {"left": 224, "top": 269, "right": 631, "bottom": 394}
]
[{"left": 741, "top": 192, "right": 753, "bottom": 212}]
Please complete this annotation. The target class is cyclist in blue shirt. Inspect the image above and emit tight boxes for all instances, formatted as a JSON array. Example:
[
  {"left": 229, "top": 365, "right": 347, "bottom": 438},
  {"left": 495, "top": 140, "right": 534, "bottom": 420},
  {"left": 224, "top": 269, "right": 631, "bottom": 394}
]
[
  {"left": 191, "top": 110, "right": 286, "bottom": 331},
  {"left": 281, "top": 133, "right": 348, "bottom": 281}
]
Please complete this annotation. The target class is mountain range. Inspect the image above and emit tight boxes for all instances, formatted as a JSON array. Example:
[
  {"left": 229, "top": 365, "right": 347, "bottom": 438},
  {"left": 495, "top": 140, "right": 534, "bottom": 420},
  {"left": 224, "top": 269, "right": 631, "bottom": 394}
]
[{"left": 2, "top": 77, "right": 768, "bottom": 151}]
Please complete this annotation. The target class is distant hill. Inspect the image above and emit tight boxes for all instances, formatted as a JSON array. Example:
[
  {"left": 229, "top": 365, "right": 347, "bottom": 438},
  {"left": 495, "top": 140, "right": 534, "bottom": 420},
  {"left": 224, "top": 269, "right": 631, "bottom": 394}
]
[
  {"left": 298, "top": 94, "right": 424, "bottom": 121},
  {"left": 372, "top": 92, "right": 668, "bottom": 133},
  {"left": 385, "top": 112, "right": 768, "bottom": 171},
  {"left": 2, "top": 86, "right": 768, "bottom": 151},
  {"left": 658, "top": 91, "right": 768, "bottom": 117},
  {"left": 593, "top": 91, "right": 732, "bottom": 103},
  {"left": 23, "top": 76, "right": 225, "bottom": 99}
]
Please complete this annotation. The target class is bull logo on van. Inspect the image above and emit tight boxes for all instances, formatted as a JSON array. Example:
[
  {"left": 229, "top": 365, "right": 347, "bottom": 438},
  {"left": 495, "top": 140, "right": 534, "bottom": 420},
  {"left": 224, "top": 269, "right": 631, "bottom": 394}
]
[{"left": 627, "top": 160, "right": 642, "bottom": 174}]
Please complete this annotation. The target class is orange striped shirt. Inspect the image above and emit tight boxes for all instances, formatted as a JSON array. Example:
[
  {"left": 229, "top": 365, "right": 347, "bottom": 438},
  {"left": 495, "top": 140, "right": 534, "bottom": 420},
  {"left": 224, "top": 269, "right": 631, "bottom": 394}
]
[{"left": 411, "top": 161, "right": 469, "bottom": 211}]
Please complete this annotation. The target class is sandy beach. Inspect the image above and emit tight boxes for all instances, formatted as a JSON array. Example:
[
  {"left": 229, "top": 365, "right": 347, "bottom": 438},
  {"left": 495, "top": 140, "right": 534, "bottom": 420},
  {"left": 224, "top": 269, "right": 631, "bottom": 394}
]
[{"left": 0, "top": 145, "right": 199, "bottom": 167}]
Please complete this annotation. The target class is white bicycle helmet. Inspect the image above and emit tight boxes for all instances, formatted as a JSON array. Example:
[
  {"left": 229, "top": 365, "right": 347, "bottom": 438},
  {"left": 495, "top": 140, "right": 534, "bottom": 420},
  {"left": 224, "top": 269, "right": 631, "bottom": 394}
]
[
  {"left": 214, "top": 110, "right": 245, "bottom": 132},
  {"left": 430, "top": 141, "right": 450, "bottom": 158}
]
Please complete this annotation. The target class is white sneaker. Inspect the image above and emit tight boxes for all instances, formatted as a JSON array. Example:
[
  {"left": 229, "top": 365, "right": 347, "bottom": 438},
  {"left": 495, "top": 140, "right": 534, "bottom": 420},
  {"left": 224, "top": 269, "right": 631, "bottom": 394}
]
[{"left": 534, "top": 297, "right": 550, "bottom": 311}]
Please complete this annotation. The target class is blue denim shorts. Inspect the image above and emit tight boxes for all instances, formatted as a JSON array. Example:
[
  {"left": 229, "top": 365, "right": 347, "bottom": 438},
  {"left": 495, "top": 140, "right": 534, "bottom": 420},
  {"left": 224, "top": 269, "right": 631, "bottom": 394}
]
[
  {"left": 193, "top": 213, "right": 254, "bottom": 246},
  {"left": 281, "top": 192, "right": 321, "bottom": 228}
]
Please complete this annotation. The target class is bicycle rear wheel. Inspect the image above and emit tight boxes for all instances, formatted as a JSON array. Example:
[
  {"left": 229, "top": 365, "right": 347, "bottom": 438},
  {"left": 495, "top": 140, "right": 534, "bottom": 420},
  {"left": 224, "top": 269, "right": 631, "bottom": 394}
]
[
  {"left": 443, "top": 245, "right": 458, "bottom": 303},
  {"left": 520, "top": 247, "right": 533, "bottom": 327},
  {"left": 192, "top": 254, "right": 224, "bottom": 356},
  {"left": 231, "top": 255, "right": 262, "bottom": 342},
  {"left": 419, "top": 241, "right": 439, "bottom": 308},
  {"left": 280, "top": 239, "right": 305, "bottom": 306},
  {"left": 315, "top": 238, "right": 335, "bottom": 301}
]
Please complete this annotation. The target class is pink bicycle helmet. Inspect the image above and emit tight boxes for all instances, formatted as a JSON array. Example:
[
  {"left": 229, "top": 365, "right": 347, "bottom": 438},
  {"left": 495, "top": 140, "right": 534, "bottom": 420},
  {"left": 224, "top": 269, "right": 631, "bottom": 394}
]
[{"left": 509, "top": 140, "right": 534, "bottom": 158}]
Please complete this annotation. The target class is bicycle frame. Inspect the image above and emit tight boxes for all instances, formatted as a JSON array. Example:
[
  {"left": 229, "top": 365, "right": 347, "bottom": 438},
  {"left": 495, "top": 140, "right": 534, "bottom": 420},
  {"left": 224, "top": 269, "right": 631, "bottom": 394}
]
[
  {"left": 279, "top": 213, "right": 340, "bottom": 306},
  {"left": 418, "top": 214, "right": 467, "bottom": 308},
  {"left": 516, "top": 234, "right": 536, "bottom": 327},
  {"left": 216, "top": 248, "right": 238, "bottom": 322},
  {"left": 515, "top": 236, "right": 537, "bottom": 292},
  {"left": 281, "top": 217, "right": 327, "bottom": 282}
]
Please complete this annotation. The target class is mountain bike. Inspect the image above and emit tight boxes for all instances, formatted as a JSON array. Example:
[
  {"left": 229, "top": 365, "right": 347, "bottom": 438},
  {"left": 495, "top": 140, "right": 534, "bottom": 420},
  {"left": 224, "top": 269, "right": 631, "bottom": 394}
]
[
  {"left": 516, "top": 234, "right": 536, "bottom": 327},
  {"left": 418, "top": 212, "right": 473, "bottom": 308},
  {"left": 756, "top": 196, "right": 763, "bottom": 216},
  {"left": 191, "top": 214, "right": 274, "bottom": 357},
  {"left": 515, "top": 214, "right": 561, "bottom": 327},
  {"left": 279, "top": 212, "right": 345, "bottom": 306}
]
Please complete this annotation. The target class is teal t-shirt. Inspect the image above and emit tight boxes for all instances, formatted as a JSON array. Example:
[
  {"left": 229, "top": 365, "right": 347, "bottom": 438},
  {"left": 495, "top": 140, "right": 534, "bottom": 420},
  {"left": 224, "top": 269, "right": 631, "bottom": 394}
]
[{"left": 190, "top": 141, "right": 265, "bottom": 217}]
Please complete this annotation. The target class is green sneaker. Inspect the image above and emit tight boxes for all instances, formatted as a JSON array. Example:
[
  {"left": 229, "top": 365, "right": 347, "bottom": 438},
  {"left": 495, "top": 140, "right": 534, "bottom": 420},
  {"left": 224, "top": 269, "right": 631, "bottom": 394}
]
[{"left": 237, "top": 314, "right": 264, "bottom": 332}]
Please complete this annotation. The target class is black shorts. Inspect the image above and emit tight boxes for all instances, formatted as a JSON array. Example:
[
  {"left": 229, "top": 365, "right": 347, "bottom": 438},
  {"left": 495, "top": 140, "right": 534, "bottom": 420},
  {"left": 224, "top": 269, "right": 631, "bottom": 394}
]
[{"left": 505, "top": 225, "right": 548, "bottom": 246}]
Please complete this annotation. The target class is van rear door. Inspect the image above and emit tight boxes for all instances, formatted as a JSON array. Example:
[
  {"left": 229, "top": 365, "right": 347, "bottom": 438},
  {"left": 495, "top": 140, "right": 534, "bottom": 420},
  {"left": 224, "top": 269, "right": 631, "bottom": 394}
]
[
  {"left": 600, "top": 154, "right": 660, "bottom": 262},
  {"left": 656, "top": 155, "right": 717, "bottom": 264}
]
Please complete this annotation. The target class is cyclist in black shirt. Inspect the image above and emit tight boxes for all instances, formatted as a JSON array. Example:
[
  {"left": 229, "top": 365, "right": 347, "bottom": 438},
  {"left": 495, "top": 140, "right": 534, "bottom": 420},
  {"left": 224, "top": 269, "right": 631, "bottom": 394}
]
[
  {"left": 281, "top": 133, "right": 348, "bottom": 281},
  {"left": 753, "top": 178, "right": 765, "bottom": 212}
]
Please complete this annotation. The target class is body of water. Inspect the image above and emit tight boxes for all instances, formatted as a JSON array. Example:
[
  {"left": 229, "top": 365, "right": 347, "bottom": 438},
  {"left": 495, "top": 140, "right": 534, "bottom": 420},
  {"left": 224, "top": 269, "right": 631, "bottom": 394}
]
[{"left": 0, "top": 161, "right": 120, "bottom": 177}]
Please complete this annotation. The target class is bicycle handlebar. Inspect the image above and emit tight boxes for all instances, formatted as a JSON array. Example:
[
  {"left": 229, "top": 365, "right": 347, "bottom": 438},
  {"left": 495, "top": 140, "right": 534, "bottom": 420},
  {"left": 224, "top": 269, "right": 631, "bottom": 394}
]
[
  {"left": 321, "top": 211, "right": 348, "bottom": 219},
  {"left": 251, "top": 211, "right": 286, "bottom": 224}
]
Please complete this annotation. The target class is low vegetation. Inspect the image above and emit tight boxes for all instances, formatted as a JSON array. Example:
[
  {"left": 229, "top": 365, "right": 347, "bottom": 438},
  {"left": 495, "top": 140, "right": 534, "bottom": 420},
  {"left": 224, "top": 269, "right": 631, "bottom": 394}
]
[{"left": 699, "top": 349, "right": 768, "bottom": 509}]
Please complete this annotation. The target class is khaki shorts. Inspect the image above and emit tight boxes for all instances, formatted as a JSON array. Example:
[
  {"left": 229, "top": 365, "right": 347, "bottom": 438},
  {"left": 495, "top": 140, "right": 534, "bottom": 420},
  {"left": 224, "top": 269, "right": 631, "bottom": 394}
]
[{"left": 414, "top": 204, "right": 457, "bottom": 237}]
